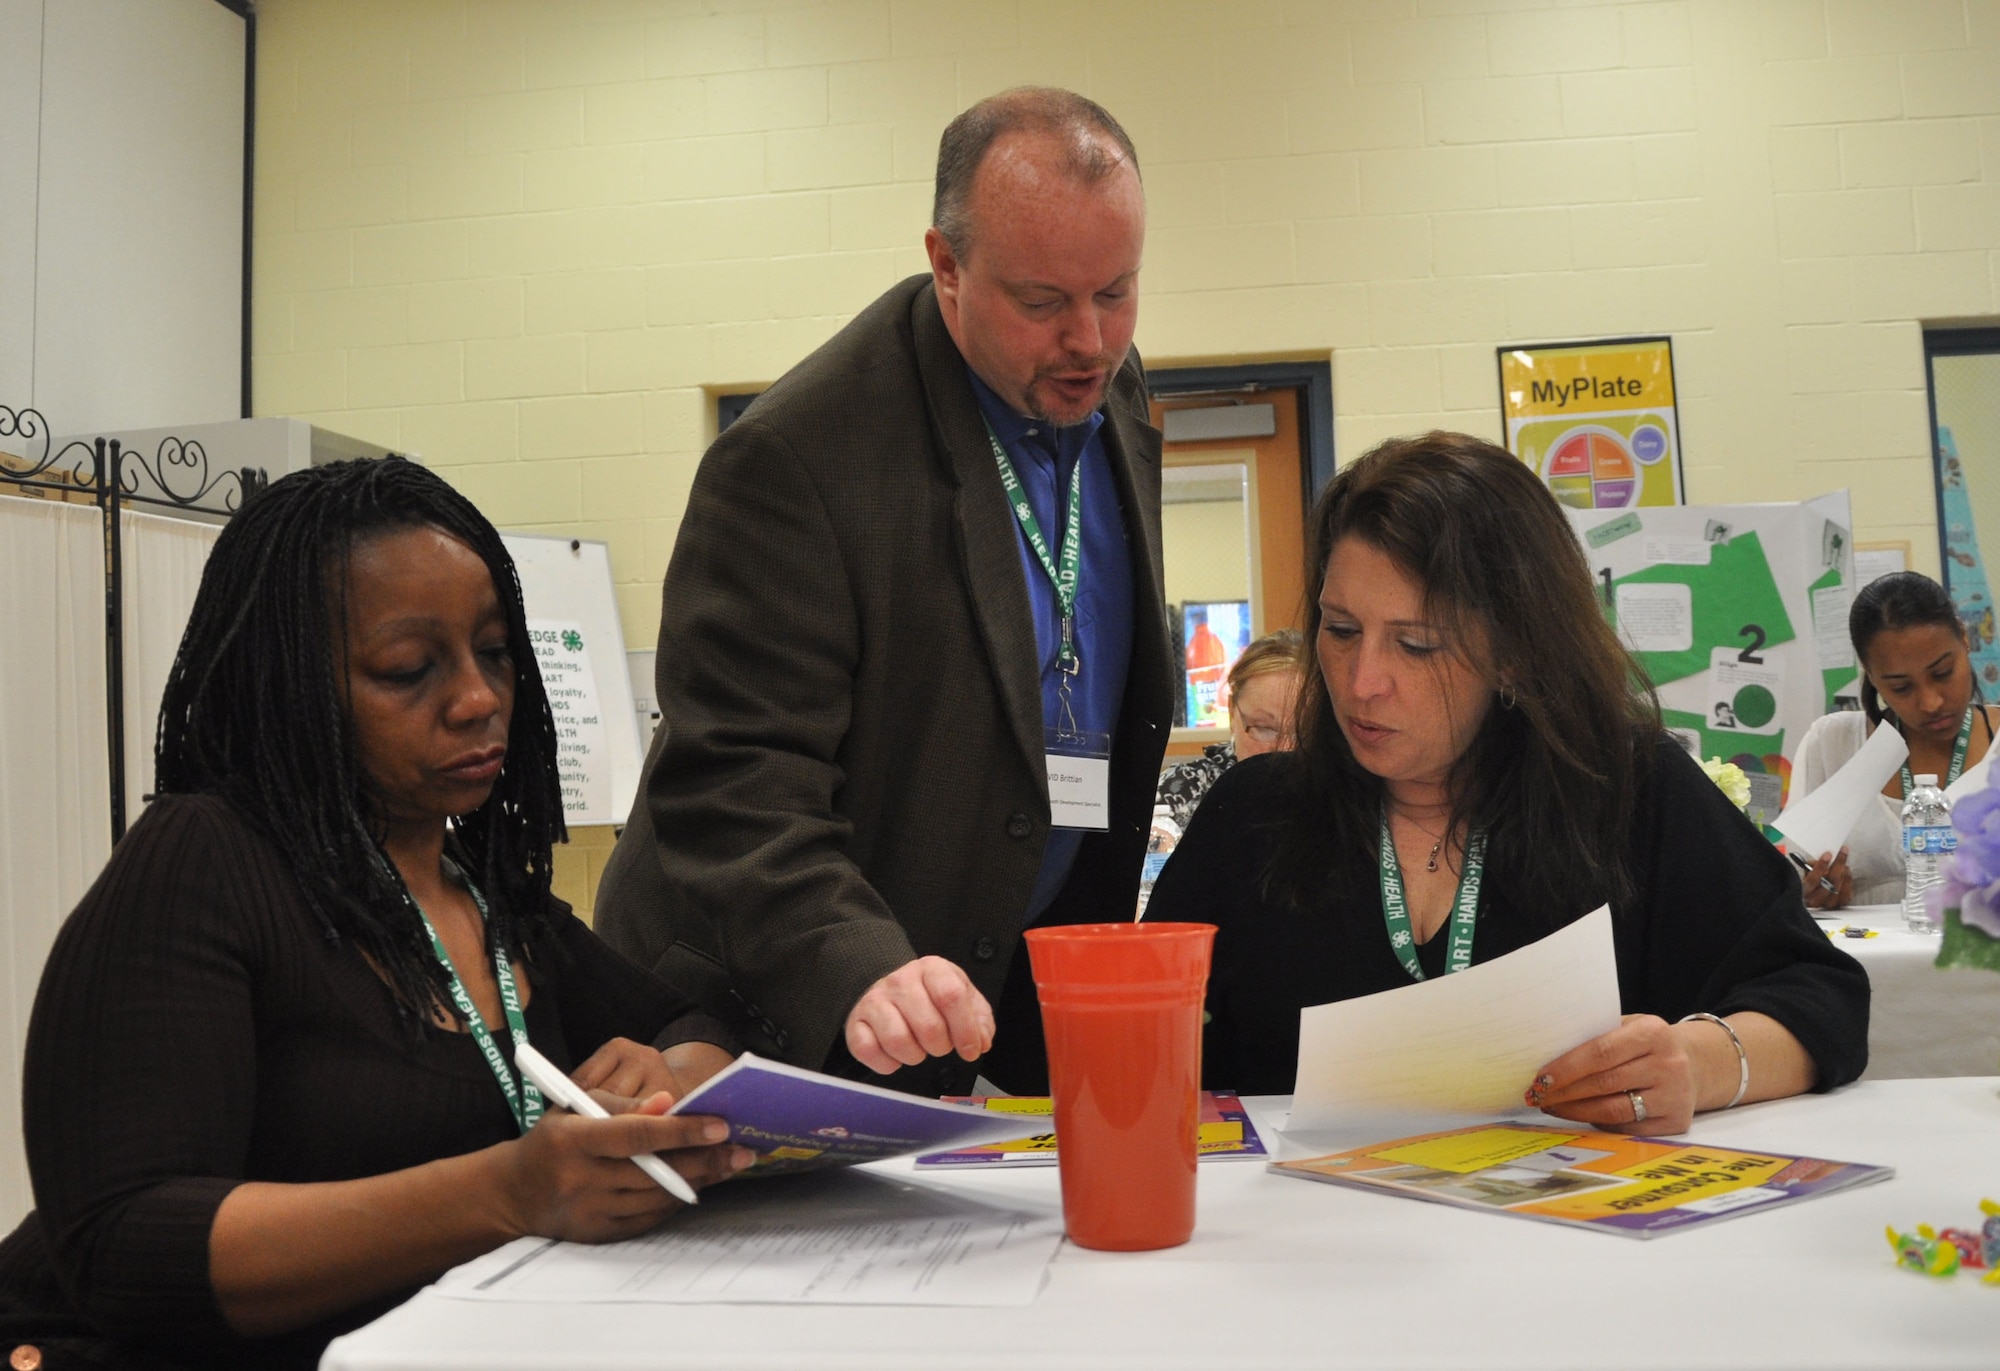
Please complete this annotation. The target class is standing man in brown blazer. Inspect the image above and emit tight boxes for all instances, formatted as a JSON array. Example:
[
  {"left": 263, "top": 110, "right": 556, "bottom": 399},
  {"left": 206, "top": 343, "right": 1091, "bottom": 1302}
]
[{"left": 596, "top": 88, "right": 1173, "bottom": 1097}]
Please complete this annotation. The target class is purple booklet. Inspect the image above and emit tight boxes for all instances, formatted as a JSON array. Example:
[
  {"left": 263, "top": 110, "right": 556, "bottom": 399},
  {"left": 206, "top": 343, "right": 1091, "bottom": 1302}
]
[{"left": 668, "top": 1053, "right": 1054, "bottom": 1176}]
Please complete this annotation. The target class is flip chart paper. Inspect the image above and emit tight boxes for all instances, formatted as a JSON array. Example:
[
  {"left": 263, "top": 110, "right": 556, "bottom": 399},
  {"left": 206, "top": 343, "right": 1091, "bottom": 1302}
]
[
  {"left": 1771, "top": 722, "right": 1908, "bottom": 859},
  {"left": 434, "top": 1170, "right": 1063, "bottom": 1307},
  {"left": 1288, "top": 907, "right": 1621, "bottom": 1137}
]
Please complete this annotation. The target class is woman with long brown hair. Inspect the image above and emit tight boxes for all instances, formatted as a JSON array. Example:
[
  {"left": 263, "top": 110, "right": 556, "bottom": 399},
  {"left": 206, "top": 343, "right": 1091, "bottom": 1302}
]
[{"left": 1147, "top": 432, "right": 1868, "bottom": 1132}]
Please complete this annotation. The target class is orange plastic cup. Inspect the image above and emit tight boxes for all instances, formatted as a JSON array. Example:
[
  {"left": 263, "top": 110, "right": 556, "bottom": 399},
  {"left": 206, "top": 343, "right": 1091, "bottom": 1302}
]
[{"left": 1022, "top": 921, "right": 1216, "bottom": 1251}]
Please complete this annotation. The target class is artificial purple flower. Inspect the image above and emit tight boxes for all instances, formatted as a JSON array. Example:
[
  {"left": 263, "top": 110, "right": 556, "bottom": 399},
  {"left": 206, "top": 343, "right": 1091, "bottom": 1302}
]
[
  {"left": 1931, "top": 778, "right": 2000, "bottom": 938},
  {"left": 1961, "top": 881, "right": 2000, "bottom": 938},
  {"left": 1948, "top": 784, "right": 2000, "bottom": 886},
  {"left": 1926, "top": 856, "right": 1972, "bottom": 927}
]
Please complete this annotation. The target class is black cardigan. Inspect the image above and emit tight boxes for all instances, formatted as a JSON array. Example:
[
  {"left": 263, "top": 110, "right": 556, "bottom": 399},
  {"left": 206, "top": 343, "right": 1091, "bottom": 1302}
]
[
  {"left": 1147, "top": 740, "right": 1870, "bottom": 1096},
  {"left": 0, "top": 794, "right": 717, "bottom": 1370}
]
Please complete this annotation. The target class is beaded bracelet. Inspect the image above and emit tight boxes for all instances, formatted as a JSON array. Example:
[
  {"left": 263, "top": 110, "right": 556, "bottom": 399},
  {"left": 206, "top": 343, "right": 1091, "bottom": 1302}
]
[{"left": 1679, "top": 1011, "right": 1749, "bottom": 1109}]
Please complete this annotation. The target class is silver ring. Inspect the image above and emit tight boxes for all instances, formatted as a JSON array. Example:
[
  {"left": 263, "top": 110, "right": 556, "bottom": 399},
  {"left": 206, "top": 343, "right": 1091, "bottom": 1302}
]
[{"left": 1627, "top": 1089, "right": 1647, "bottom": 1124}]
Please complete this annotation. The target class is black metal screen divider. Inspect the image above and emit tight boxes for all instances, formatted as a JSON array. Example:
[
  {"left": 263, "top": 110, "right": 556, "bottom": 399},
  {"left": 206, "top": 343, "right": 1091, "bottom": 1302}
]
[{"left": 0, "top": 404, "right": 268, "bottom": 843}]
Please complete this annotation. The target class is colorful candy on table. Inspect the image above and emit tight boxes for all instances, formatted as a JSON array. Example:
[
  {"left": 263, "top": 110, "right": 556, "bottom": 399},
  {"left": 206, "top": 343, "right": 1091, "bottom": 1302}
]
[{"left": 1886, "top": 1199, "right": 2000, "bottom": 1284}]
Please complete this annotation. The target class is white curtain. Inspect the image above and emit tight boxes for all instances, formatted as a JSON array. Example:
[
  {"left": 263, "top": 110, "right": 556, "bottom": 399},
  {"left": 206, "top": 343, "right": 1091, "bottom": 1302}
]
[
  {"left": 119, "top": 510, "right": 219, "bottom": 829},
  {"left": 0, "top": 498, "right": 110, "bottom": 1227}
]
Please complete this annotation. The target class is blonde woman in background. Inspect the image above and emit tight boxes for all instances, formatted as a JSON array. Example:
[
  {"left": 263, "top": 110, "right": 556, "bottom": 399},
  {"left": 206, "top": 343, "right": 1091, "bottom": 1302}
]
[{"left": 1154, "top": 629, "right": 1308, "bottom": 832}]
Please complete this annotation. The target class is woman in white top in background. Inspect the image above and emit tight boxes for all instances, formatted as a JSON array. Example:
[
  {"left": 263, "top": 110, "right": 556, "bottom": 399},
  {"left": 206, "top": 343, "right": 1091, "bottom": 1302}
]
[{"left": 1791, "top": 571, "right": 1995, "bottom": 910}]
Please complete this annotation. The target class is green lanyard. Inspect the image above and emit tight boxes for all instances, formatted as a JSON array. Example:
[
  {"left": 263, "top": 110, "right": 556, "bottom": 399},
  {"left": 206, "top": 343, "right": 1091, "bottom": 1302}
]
[
  {"left": 983, "top": 419, "right": 1083, "bottom": 675},
  {"left": 1900, "top": 707, "right": 1975, "bottom": 799},
  {"left": 413, "top": 874, "right": 544, "bottom": 1134},
  {"left": 1377, "top": 806, "right": 1488, "bottom": 981}
]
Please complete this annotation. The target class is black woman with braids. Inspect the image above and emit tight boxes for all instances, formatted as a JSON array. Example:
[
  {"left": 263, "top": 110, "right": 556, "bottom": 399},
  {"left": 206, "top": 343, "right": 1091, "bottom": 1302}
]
[{"left": 0, "top": 457, "right": 749, "bottom": 1370}]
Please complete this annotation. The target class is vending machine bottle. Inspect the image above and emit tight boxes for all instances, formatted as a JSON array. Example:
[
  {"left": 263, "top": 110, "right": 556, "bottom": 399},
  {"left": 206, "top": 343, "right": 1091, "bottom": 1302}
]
[{"left": 1184, "top": 609, "right": 1227, "bottom": 728}]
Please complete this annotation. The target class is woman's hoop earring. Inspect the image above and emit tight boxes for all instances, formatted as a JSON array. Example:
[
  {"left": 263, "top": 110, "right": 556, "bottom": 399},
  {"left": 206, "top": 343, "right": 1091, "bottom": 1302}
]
[{"left": 1499, "top": 683, "right": 1518, "bottom": 709}]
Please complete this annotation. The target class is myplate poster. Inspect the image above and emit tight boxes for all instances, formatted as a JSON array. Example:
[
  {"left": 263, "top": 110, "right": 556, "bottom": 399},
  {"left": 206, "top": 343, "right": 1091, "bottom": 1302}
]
[{"left": 1500, "top": 338, "right": 1683, "bottom": 510}]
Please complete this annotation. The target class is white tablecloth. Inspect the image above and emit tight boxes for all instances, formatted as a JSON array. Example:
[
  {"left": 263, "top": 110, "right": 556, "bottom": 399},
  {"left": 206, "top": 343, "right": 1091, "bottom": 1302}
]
[
  {"left": 1824, "top": 904, "right": 2000, "bottom": 1079},
  {"left": 323, "top": 1079, "right": 2000, "bottom": 1371}
]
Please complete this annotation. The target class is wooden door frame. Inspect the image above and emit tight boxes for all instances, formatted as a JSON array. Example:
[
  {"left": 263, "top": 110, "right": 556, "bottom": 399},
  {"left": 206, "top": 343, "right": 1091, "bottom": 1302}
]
[{"left": 1147, "top": 360, "right": 1335, "bottom": 501}]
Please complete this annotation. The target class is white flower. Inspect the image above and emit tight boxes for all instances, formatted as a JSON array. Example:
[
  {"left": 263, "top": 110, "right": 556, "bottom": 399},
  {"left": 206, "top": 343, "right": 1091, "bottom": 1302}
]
[{"left": 1700, "top": 756, "right": 1752, "bottom": 810}]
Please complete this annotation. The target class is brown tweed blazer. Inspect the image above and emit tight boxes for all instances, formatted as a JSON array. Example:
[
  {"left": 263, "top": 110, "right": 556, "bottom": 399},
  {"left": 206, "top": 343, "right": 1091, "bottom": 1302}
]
[{"left": 596, "top": 275, "right": 1173, "bottom": 1096}]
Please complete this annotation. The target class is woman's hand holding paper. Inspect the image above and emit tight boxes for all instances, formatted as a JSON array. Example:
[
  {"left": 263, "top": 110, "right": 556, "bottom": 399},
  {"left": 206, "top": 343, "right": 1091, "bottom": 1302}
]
[
  {"left": 1525, "top": 1014, "right": 1698, "bottom": 1136},
  {"left": 497, "top": 1094, "right": 750, "bottom": 1244},
  {"left": 1800, "top": 847, "right": 1853, "bottom": 911}
]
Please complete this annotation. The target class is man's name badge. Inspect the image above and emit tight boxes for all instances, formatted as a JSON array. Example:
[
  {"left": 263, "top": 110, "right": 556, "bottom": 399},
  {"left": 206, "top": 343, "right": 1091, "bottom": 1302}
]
[{"left": 1045, "top": 729, "right": 1111, "bottom": 830}]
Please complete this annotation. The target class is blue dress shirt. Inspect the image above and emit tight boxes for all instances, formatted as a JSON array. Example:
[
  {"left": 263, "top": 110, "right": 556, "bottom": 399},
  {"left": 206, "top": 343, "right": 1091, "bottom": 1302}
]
[{"left": 966, "top": 367, "right": 1135, "bottom": 925}]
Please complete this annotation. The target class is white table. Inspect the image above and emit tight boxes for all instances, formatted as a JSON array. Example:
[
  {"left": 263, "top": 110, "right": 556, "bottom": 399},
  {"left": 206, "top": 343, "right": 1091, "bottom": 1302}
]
[
  {"left": 1823, "top": 904, "right": 2000, "bottom": 1079},
  {"left": 324, "top": 1079, "right": 2000, "bottom": 1371}
]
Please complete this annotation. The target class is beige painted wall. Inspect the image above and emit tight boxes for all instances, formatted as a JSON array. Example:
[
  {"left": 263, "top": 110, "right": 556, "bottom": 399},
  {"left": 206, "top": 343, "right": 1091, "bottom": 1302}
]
[{"left": 252, "top": 0, "right": 2000, "bottom": 623}]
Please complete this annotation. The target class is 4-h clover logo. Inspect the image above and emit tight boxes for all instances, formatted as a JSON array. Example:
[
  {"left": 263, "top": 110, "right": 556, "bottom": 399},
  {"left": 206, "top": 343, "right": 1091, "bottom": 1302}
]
[{"left": 561, "top": 629, "right": 583, "bottom": 652}]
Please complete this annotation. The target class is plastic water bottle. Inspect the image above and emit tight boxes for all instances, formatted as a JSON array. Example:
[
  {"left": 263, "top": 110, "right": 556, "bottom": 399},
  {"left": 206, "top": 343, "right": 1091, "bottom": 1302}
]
[
  {"left": 1136, "top": 805, "right": 1180, "bottom": 919},
  {"left": 1901, "top": 773, "right": 1955, "bottom": 934}
]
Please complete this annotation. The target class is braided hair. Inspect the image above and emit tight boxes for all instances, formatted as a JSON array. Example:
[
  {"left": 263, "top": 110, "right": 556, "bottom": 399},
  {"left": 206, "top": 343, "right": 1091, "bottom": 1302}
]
[{"left": 154, "top": 456, "right": 566, "bottom": 1026}]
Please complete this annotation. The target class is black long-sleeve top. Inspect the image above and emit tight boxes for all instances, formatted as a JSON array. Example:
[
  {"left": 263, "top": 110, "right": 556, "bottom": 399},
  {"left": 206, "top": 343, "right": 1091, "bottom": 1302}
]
[
  {"left": 0, "top": 794, "right": 718, "bottom": 1370},
  {"left": 1147, "top": 741, "right": 1870, "bottom": 1096}
]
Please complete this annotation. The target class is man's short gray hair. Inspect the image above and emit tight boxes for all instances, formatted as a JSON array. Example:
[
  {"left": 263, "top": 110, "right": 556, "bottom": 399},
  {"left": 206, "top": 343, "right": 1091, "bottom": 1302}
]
[{"left": 932, "top": 87, "right": 1141, "bottom": 258}]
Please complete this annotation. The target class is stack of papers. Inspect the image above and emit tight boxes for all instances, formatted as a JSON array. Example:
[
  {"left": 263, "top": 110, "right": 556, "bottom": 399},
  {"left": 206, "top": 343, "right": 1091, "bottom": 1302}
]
[{"left": 436, "top": 1170, "right": 1064, "bottom": 1306}]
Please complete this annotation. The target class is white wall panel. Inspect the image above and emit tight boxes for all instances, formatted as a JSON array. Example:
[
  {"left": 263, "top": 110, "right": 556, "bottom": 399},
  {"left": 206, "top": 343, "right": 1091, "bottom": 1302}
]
[
  {"left": 0, "top": 499, "right": 111, "bottom": 1228},
  {"left": 119, "top": 509, "right": 219, "bottom": 830},
  {"left": 32, "top": 0, "right": 244, "bottom": 431},
  {"left": 0, "top": 0, "right": 44, "bottom": 409}
]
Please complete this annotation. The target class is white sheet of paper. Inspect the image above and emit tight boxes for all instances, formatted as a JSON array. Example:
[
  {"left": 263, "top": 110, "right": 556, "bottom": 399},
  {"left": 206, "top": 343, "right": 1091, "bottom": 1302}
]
[
  {"left": 432, "top": 1171, "right": 1063, "bottom": 1307},
  {"left": 1708, "top": 647, "right": 1785, "bottom": 733},
  {"left": 1287, "top": 907, "right": 1621, "bottom": 1137},
  {"left": 1615, "top": 582, "right": 1693, "bottom": 652},
  {"left": 1854, "top": 547, "right": 1905, "bottom": 589},
  {"left": 1946, "top": 754, "right": 1992, "bottom": 805},
  {"left": 1811, "top": 584, "right": 1855, "bottom": 670},
  {"left": 1771, "top": 722, "right": 1907, "bottom": 859},
  {"left": 1643, "top": 536, "right": 1710, "bottom": 566}
]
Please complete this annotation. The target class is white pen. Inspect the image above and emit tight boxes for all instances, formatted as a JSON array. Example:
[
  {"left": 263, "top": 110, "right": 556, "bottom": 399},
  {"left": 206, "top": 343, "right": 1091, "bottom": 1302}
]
[{"left": 513, "top": 1041, "right": 701, "bottom": 1206}]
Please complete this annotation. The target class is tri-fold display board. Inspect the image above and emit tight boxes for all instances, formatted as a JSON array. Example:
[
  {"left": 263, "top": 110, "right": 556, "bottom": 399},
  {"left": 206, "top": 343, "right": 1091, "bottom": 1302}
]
[{"left": 1567, "top": 497, "right": 1857, "bottom": 825}]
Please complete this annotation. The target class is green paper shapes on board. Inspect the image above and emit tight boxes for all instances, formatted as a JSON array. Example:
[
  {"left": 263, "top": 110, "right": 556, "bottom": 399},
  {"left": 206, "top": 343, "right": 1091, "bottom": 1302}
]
[{"left": 1603, "top": 531, "right": 1796, "bottom": 689}]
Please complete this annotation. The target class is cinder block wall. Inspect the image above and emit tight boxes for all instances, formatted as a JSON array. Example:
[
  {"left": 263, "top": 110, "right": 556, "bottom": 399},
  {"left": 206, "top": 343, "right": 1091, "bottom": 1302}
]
[
  {"left": 253, "top": 0, "right": 2000, "bottom": 901},
  {"left": 254, "top": 0, "right": 2000, "bottom": 598}
]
